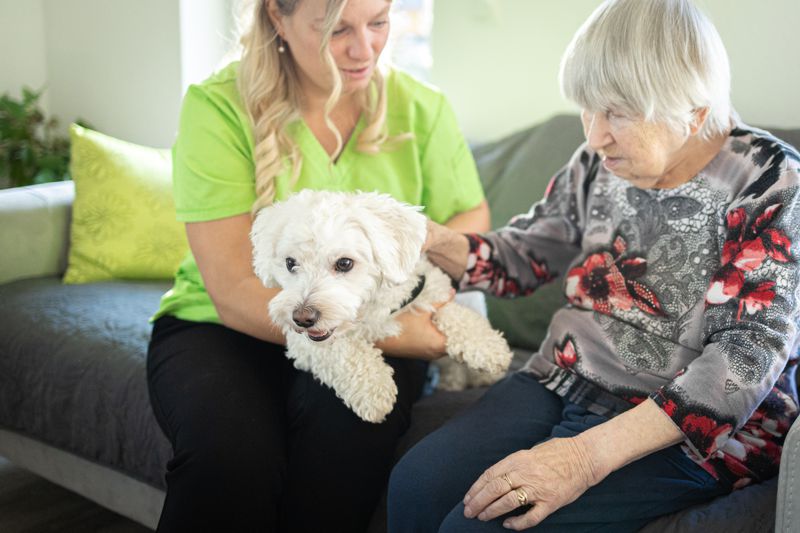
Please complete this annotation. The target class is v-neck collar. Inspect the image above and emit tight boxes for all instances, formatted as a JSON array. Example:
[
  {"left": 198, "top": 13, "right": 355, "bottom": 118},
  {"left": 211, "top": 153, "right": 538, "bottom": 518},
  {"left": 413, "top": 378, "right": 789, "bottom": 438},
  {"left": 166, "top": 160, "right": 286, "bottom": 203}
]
[{"left": 295, "top": 115, "right": 365, "bottom": 179}]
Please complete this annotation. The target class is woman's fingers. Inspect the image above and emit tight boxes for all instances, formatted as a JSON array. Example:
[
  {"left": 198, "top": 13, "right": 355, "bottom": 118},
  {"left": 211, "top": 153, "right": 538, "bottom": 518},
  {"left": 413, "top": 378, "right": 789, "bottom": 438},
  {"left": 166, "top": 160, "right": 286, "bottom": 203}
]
[
  {"left": 463, "top": 459, "right": 520, "bottom": 518},
  {"left": 463, "top": 475, "right": 509, "bottom": 518},
  {"left": 476, "top": 487, "right": 529, "bottom": 521},
  {"left": 503, "top": 502, "right": 553, "bottom": 531}
]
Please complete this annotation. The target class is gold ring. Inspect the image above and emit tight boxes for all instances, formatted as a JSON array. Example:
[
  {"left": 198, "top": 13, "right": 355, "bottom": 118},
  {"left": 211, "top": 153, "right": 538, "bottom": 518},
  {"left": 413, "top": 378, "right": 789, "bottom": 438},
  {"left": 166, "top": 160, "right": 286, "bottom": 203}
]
[
  {"left": 514, "top": 487, "right": 529, "bottom": 507},
  {"left": 501, "top": 473, "right": 513, "bottom": 491}
]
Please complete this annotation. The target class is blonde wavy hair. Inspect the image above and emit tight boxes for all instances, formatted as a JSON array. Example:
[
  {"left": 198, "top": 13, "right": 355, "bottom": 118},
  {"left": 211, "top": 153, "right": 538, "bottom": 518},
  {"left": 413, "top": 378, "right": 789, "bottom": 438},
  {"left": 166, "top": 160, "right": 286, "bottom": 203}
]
[{"left": 238, "top": 0, "right": 402, "bottom": 213}]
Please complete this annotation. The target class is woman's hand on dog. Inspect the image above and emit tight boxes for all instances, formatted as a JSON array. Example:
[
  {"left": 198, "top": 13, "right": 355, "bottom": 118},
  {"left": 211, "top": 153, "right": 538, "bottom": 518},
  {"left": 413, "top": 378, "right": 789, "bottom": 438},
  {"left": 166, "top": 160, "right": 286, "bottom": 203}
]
[
  {"left": 423, "top": 220, "right": 471, "bottom": 281},
  {"left": 376, "top": 296, "right": 454, "bottom": 361}
]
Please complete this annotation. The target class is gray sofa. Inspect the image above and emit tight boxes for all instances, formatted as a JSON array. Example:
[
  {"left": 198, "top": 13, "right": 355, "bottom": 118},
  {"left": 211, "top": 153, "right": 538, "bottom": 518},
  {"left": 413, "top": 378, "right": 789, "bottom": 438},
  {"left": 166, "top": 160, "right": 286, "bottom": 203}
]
[{"left": 0, "top": 114, "right": 798, "bottom": 532}]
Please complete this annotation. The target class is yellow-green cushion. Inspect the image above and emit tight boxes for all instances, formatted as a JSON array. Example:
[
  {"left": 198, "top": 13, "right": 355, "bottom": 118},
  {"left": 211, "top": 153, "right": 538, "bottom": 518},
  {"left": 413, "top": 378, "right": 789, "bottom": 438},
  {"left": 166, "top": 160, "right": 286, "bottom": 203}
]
[{"left": 63, "top": 125, "right": 188, "bottom": 283}]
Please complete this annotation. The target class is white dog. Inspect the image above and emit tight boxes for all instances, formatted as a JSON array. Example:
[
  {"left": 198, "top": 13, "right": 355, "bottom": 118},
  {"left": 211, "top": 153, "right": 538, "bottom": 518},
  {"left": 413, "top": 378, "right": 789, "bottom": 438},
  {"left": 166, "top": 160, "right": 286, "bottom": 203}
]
[{"left": 250, "top": 190, "right": 513, "bottom": 423}]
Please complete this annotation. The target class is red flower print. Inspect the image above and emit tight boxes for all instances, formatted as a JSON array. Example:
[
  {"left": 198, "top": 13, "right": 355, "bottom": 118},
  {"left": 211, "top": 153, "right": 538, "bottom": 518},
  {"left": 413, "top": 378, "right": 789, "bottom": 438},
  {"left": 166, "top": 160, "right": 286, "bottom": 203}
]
[
  {"left": 682, "top": 414, "right": 717, "bottom": 435},
  {"left": 706, "top": 266, "right": 744, "bottom": 305},
  {"left": 762, "top": 228, "right": 791, "bottom": 262},
  {"left": 554, "top": 337, "right": 578, "bottom": 369},
  {"left": 737, "top": 281, "right": 776, "bottom": 320},
  {"left": 497, "top": 278, "right": 521, "bottom": 297},
  {"left": 463, "top": 234, "right": 552, "bottom": 298},
  {"left": 544, "top": 175, "right": 557, "bottom": 199},
  {"left": 626, "top": 277, "right": 665, "bottom": 316},
  {"left": 754, "top": 203, "right": 782, "bottom": 231},
  {"left": 706, "top": 202, "right": 791, "bottom": 320},
  {"left": 612, "top": 235, "right": 627, "bottom": 256},
  {"left": 721, "top": 240, "right": 740, "bottom": 265},
  {"left": 566, "top": 252, "right": 632, "bottom": 314},
  {"left": 732, "top": 239, "right": 767, "bottom": 271},
  {"left": 722, "top": 453, "right": 754, "bottom": 479},
  {"left": 468, "top": 259, "right": 494, "bottom": 285},
  {"left": 662, "top": 399, "right": 678, "bottom": 416},
  {"left": 681, "top": 414, "right": 733, "bottom": 456},
  {"left": 565, "top": 235, "right": 664, "bottom": 317},
  {"left": 530, "top": 258, "right": 552, "bottom": 283},
  {"left": 727, "top": 208, "right": 746, "bottom": 234}
]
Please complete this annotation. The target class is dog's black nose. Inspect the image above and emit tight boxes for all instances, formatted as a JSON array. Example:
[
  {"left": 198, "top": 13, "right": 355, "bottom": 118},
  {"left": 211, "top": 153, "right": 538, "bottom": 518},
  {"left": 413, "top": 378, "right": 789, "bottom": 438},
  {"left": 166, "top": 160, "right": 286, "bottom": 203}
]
[{"left": 293, "top": 307, "right": 320, "bottom": 328}]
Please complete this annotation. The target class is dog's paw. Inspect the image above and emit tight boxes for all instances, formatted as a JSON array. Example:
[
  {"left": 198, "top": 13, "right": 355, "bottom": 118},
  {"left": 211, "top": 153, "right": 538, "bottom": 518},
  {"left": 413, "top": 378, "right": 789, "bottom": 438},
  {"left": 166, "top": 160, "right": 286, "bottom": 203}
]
[
  {"left": 434, "top": 353, "right": 506, "bottom": 391},
  {"left": 466, "top": 367, "right": 507, "bottom": 388},
  {"left": 433, "top": 303, "right": 513, "bottom": 374},
  {"left": 465, "top": 332, "right": 514, "bottom": 375},
  {"left": 328, "top": 342, "right": 399, "bottom": 423},
  {"left": 345, "top": 370, "right": 398, "bottom": 423},
  {"left": 433, "top": 357, "right": 468, "bottom": 391}
]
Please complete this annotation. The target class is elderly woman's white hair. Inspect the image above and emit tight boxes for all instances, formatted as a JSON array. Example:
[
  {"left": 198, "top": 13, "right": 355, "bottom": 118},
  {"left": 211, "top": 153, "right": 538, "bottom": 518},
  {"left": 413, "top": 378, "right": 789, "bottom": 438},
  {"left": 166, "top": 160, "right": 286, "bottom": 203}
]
[{"left": 559, "top": 0, "right": 733, "bottom": 139}]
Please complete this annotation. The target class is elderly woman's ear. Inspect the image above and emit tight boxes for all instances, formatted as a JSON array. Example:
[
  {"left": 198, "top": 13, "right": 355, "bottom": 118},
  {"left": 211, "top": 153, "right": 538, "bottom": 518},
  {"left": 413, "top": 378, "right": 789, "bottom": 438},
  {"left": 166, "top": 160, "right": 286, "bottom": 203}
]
[{"left": 689, "top": 107, "right": 711, "bottom": 136}]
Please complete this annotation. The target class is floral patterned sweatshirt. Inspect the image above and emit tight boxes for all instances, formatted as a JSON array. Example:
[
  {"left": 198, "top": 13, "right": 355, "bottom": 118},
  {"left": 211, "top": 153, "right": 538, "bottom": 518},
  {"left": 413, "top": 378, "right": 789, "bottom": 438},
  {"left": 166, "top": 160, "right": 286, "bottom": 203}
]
[{"left": 463, "top": 124, "right": 800, "bottom": 488}]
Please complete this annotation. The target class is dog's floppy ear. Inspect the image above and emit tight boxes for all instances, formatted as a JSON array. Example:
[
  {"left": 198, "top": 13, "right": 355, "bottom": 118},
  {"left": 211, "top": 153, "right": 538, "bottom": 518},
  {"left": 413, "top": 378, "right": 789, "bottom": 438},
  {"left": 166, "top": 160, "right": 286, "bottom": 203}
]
[
  {"left": 350, "top": 192, "right": 427, "bottom": 286},
  {"left": 250, "top": 197, "right": 295, "bottom": 288}
]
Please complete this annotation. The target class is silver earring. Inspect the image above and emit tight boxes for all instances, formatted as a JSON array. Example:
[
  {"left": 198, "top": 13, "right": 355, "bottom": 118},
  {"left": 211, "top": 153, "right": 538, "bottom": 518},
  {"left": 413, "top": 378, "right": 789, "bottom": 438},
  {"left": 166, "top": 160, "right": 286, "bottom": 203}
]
[{"left": 277, "top": 37, "right": 286, "bottom": 54}]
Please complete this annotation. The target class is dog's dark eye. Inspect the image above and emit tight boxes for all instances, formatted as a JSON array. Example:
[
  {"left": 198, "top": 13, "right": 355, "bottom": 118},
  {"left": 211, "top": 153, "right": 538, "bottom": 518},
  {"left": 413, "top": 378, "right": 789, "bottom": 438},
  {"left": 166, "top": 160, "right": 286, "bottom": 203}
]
[
  {"left": 286, "top": 257, "right": 298, "bottom": 272},
  {"left": 335, "top": 258, "right": 354, "bottom": 273}
]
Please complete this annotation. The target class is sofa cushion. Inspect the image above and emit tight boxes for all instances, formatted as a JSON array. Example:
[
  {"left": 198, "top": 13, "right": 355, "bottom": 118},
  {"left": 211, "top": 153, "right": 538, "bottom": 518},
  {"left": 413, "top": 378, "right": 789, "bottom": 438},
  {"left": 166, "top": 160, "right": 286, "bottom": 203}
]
[
  {"left": 0, "top": 277, "right": 171, "bottom": 488},
  {"left": 63, "top": 125, "right": 188, "bottom": 284},
  {"left": 0, "top": 181, "right": 73, "bottom": 285}
]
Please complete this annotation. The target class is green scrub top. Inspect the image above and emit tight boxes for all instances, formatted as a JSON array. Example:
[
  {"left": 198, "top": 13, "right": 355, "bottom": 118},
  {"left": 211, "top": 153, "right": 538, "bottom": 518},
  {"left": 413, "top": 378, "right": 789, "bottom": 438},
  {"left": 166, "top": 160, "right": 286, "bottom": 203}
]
[{"left": 155, "top": 62, "right": 485, "bottom": 323}]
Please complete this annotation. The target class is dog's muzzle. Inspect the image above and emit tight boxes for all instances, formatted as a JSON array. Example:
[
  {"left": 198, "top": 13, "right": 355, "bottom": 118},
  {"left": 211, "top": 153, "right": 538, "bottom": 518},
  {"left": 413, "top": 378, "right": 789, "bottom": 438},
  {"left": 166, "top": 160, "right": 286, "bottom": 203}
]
[{"left": 292, "top": 306, "right": 334, "bottom": 342}]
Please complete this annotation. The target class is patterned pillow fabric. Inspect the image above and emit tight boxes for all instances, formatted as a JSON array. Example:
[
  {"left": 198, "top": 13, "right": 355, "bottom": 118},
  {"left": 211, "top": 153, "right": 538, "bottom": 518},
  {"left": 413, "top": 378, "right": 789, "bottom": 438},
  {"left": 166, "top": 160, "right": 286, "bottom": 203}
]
[{"left": 63, "top": 124, "right": 188, "bottom": 284}]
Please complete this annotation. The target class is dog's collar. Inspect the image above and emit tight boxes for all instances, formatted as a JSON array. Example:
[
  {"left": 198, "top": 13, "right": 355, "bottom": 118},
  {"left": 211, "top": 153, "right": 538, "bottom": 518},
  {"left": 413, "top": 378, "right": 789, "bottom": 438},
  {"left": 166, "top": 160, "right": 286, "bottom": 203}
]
[{"left": 392, "top": 275, "right": 426, "bottom": 313}]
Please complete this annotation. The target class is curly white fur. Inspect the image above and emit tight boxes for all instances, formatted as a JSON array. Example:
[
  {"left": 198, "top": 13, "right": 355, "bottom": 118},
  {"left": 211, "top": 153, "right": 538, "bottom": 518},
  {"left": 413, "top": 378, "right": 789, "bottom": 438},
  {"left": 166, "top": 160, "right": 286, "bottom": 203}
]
[{"left": 251, "top": 190, "right": 512, "bottom": 423}]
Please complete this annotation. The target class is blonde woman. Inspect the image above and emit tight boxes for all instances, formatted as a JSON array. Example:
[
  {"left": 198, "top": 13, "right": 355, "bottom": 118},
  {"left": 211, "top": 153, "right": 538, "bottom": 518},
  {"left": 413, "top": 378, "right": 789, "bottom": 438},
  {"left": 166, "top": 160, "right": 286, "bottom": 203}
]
[{"left": 146, "top": 0, "right": 489, "bottom": 531}]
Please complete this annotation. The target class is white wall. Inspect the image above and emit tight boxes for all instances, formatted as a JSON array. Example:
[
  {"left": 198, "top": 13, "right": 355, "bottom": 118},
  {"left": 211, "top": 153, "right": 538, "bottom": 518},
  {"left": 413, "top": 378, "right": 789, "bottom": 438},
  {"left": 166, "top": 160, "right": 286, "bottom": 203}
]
[
  {"left": 1, "top": 0, "right": 235, "bottom": 149},
  {"left": 179, "top": 0, "right": 239, "bottom": 94},
  {"left": 3, "top": 1, "right": 798, "bottom": 148},
  {"left": 41, "top": 0, "right": 183, "bottom": 148},
  {"left": 0, "top": 0, "right": 49, "bottom": 112},
  {"left": 432, "top": 0, "right": 800, "bottom": 143}
]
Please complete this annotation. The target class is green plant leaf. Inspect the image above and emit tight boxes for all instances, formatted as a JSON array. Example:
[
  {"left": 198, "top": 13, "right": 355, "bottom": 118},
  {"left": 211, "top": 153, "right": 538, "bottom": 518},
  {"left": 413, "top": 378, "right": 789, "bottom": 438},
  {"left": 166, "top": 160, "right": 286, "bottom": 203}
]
[
  {"left": 33, "top": 168, "right": 57, "bottom": 184},
  {"left": 0, "top": 87, "right": 73, "bottom": 189}
]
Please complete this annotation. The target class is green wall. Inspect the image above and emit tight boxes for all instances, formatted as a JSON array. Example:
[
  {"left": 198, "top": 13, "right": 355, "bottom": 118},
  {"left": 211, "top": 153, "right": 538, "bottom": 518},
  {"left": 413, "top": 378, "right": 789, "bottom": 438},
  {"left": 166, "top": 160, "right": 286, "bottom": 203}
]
[{"left": 432, "top": 0, "right": 800, "bottom": 142}]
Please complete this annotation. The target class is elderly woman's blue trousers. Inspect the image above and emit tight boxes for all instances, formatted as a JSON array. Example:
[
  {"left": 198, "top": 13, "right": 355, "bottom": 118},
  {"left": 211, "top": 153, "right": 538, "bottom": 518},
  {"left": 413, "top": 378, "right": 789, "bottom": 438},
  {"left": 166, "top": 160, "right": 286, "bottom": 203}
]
[{"left": 388, "top": 372, "right": 732, "bottom": 532}]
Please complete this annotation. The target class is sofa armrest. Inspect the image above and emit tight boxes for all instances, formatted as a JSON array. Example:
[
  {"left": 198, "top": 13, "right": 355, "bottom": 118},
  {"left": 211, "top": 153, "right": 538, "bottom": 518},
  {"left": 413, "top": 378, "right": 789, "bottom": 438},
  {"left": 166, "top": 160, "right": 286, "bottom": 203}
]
[
  {"left": 776, "top": 414, "right": 800, "bottom": 532},
  {"left": 0, "top": 181, "right": 74, "bottom": 285}
]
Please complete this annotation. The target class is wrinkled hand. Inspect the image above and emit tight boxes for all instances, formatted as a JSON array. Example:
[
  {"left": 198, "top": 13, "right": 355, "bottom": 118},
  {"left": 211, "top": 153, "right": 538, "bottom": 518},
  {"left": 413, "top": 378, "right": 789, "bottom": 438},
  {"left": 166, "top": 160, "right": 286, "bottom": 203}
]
[{"left": 463, "top": 437, "right": 606, "bottom": 530}]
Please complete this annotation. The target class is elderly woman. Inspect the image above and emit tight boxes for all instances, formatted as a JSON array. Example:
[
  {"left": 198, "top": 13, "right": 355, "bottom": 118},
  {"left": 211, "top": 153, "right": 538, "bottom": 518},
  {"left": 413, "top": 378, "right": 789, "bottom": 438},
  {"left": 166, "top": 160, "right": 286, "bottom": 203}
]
[{"left": 388, "top": 0, "right": 800, "bottom": 531}]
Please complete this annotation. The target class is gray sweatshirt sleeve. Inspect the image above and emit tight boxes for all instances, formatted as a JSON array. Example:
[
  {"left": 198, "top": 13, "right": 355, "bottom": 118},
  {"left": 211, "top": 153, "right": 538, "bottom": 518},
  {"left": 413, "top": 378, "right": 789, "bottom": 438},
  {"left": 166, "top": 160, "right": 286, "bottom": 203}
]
[{"left": 459, "top": 145, "right": 594, "bottom": 297}]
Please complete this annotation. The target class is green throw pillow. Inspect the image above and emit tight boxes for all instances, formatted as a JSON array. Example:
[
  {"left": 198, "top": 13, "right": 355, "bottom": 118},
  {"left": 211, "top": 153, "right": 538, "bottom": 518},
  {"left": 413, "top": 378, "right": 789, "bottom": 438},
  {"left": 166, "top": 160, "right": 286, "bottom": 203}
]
[{"left": 63, "top": 124, "right": 188, "bottom": 283}]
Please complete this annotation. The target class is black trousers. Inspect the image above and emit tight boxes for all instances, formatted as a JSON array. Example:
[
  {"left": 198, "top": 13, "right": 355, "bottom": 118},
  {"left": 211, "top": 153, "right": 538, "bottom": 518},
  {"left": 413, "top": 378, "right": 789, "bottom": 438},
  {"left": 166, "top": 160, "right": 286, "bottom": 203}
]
[{"left": 146, "top": 316, "right": 427, "bottom": 533}]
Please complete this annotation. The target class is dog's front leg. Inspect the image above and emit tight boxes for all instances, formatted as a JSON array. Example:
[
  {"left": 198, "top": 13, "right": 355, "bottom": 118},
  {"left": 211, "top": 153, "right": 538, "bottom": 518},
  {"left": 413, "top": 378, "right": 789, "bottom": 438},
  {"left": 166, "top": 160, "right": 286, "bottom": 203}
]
[
  {"left": 433, "top": 302, "right": 514, "bottom": 375},
  {"left": 327, "top": 338, "right": 398, "bottom": 424},
  {"left": 285, "top": 335, "right": 397, "bottom": 424}
]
